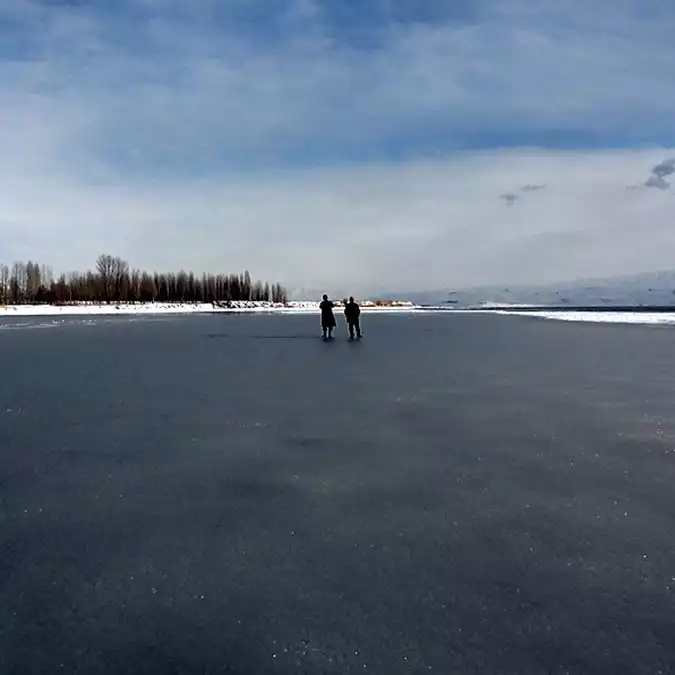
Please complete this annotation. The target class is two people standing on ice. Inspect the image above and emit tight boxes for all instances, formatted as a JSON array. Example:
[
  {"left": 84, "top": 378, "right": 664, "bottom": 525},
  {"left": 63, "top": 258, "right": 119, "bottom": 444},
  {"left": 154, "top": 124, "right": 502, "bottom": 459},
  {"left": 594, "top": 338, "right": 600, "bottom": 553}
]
[{"left": 320, "top": 295, "right": 362, "bottom": 340}]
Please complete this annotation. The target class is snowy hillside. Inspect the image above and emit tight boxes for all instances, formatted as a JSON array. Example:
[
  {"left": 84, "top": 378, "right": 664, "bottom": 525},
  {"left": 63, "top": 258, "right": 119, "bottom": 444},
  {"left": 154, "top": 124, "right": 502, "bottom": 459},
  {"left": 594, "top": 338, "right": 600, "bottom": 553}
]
[{"left": 391, "top": 270, "right": 675, "bottom": 308}]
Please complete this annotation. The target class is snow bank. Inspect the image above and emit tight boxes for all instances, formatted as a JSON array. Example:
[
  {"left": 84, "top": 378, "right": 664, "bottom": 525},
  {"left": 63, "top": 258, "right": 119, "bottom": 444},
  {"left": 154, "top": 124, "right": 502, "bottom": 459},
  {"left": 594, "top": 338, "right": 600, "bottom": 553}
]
[
  {"left": 0, "top": 300, "right": 419, "bottom": 318},
  {"left": 492, "top": 310, "right": 675, "bottom": 326}
]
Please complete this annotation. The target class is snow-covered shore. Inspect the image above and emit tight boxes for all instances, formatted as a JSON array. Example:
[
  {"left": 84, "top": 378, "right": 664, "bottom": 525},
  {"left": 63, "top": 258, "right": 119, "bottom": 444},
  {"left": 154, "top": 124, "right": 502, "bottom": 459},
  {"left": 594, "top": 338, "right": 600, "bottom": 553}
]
[
  {"left": 0, "top": 300, "right": 418, "bottom": 318},
  {"left": 3, "top": 302, "right": 675, "bottom": 326},
  {"left": 489, "top": 310, "right": 675, "bottom": 326}
]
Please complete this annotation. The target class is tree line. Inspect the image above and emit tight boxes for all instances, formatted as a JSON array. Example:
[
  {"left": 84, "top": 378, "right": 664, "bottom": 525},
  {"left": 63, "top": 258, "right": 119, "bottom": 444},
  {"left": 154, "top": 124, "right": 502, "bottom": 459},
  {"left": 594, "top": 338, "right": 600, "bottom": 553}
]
[{"left": 0, "top": 255, "right": 288, "bottom": 305}]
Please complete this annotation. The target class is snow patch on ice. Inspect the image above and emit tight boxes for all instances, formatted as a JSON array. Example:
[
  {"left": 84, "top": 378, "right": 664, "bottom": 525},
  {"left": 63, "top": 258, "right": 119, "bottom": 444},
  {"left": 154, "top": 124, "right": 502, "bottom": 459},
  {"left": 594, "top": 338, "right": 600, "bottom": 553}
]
[{"left": 491, "top": 310, "right": 675, "bottom": 326}]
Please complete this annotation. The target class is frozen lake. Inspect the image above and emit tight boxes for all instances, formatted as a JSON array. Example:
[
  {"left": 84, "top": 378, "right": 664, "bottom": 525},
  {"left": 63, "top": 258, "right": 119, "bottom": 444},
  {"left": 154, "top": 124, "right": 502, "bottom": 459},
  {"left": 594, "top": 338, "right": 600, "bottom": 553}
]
[{"left": 1, "top": 312, "right": 674, "bottom": 673}]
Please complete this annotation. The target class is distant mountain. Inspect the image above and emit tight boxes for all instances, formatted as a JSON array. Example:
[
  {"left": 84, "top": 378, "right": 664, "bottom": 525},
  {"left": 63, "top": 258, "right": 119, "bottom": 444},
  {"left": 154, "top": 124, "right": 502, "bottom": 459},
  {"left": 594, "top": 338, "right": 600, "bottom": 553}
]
[{"left": 385, "top": 270, "right": 675, "bottom": 308}]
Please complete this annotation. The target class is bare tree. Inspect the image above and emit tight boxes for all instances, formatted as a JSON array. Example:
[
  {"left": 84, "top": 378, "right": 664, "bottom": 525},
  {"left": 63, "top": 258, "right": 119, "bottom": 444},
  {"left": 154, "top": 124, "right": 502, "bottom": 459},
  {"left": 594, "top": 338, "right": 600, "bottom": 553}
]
[
  {"left": 53, "top": 274, "right": 68, "bottom": 303},
  {"left": 2, "top": 254, "right": 287, "bottom": 306},
  {"left": 10, "top": 262, "right": 27, "bottom": 304},
  {"left": 41, "top": 264, "right": 54, "bottom": 287},
  {"left": 140, "top": 273, "right": 156, "bottom": 302},
  {"left": 0, "top": 264, "right": 8, "bottom": 305},
  {"left": 241, "top": 271, "right": 252, "bottom": 301},
  {"left": 130, "top": 269, "right": 141, "bottom": 303},
  {"left": 67, "top": 272, "right": 80, "bottom": 302},
  {"left": 112, "top": 257, "right": 129, "bottom": 302},
  {"left": 96, "top": 254, "right": 115, "bottom": 302},
  {"left": 271, "top": 282, "right": 286, "bottom": 304},
  {"left": 25, "top": 261, "right": 42, "bottom": 303}
]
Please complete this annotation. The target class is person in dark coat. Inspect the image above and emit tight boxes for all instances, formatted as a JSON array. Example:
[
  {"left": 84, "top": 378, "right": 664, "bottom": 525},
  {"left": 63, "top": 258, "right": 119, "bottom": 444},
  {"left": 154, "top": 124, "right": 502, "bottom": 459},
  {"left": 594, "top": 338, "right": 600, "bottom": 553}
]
[
  {"left": 319, "top": 294, "right": 336, "bottom": 339},
  {"left": 344, "top": 296, "right": 362, "bottom": 339}
]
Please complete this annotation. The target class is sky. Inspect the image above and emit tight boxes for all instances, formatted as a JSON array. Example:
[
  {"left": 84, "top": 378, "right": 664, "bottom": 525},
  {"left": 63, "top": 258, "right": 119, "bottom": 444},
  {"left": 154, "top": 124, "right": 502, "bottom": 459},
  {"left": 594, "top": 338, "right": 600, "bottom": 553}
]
[{"left": 1, "top": 0, "right": 675, "bottom": 297}]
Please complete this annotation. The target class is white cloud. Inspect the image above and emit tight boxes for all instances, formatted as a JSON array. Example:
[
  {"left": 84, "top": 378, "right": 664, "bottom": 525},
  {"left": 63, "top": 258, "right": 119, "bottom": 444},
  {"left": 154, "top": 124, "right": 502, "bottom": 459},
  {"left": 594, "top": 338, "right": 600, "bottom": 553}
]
[{"left": 2, "top": 149, "right": 675, "bottom": 297}]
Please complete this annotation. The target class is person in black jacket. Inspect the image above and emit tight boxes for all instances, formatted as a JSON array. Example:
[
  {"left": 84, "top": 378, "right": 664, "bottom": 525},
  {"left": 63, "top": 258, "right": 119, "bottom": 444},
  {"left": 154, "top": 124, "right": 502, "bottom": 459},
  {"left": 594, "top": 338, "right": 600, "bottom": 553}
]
[
  {"left": 344, "top": 296, "right": 362, "bottom": 339},
  {"left": 319, "top": 294, "right": 336, "bottom": 340}
]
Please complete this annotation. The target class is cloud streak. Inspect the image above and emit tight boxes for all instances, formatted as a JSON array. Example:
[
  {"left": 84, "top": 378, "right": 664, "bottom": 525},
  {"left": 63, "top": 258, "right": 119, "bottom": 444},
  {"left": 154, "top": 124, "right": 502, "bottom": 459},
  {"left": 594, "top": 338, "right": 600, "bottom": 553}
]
[{"left": 500, "top": 183, "right": 547, "bottom": 206}]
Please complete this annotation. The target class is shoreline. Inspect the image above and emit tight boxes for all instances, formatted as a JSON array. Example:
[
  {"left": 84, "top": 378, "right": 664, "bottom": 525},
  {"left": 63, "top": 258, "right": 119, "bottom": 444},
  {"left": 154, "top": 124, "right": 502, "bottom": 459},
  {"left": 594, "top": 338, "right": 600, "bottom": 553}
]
[
  {"left": 0, "top": 301, "right": 420, "bottom": 318},
  {"left": 4, "top": 303, "right": 675, "bottom": 327},
  {"left": 463, "top": 304, "right": 675, "bottom": 313}
]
